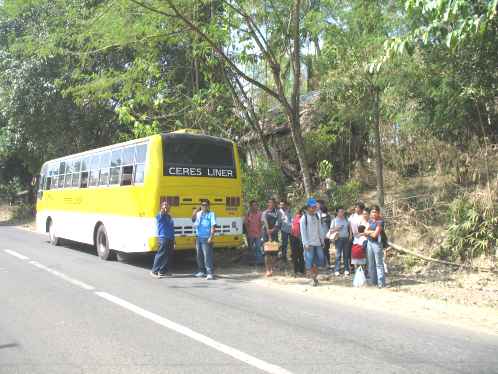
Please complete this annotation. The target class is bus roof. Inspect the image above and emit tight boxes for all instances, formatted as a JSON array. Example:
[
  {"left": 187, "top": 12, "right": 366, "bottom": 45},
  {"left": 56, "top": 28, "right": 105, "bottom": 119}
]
[{"left": 40, "top": 132, "right": 235, "bottom": 169}]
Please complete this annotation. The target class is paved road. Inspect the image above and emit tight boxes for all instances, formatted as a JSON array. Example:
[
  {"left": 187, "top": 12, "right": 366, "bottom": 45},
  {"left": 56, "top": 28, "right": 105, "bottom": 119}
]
[{"left": 1, "top": 226, "right": 497, "bottom": 374}]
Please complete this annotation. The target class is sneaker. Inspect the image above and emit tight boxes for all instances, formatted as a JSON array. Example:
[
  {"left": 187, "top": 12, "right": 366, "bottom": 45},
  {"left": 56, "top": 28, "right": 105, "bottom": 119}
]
[
  {"left": 334, "top": 271, "right": 340, "bottom": 277},
  {"left": 158, "top": 272, "right": 171, "bottom": 278},
  {"left": 194, "top": 272, "right": 206, "bottom": 278},
  {"left": 313, "top": 278, "right": 319, "bottom": 287},
  {"left": 150, "top": 271, "right": 158, "bottom": 278},
  {"left": 265, "top": 271, "right": 272, "bottom": 277},
  {"left": 206, "top": 274, "right": 215, "bottom": 280},
  {"left": 344, "top": 271, "right": 350, "bottom": 276}
]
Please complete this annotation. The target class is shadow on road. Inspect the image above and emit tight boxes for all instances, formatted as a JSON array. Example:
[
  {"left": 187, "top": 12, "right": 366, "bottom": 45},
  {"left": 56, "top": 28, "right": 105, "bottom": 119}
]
[
  {"left": 51, "top": 239, "right": 265, "bottom": 283},
  {"left": 0, "top": 343, "right": 19, "bottom": 349}
]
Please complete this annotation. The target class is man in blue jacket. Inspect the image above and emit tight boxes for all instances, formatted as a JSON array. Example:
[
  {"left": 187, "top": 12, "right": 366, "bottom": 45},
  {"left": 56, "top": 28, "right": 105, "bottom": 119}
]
[
  {"left": 192, "top": 200, "right": 217, "bottom": 280},
  {"left": 151, "top": 201, "right": 175, "bottom": 278}
]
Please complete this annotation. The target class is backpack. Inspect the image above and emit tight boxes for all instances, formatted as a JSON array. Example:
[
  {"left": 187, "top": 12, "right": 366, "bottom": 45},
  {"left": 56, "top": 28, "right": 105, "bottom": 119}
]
[
  {"left": 304, "top": 212, "right": 320, "bottom": 228},
  {"left": 378, "top": 221, "right": 389, "bottom": 248},
  {"left": 381, "top": 229, "right": 389, "bottom": 248}
]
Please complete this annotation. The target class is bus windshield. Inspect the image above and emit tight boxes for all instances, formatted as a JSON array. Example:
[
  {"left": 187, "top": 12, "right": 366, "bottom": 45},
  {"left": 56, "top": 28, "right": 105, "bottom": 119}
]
[{"left": 162, "top": 134, "right": 236, "bottom": 178}]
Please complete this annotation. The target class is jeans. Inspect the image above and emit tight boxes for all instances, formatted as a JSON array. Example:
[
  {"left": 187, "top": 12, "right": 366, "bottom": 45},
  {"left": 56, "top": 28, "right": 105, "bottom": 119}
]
[
  {"left": 280, "top": 232, "right": 290, "bottom": 259},
  {"left": 196, "top": 237, "right": 214, "bottom": 275},
  {"left": 152, "top": 238, "right": 174, "bottom": 274},
  {"left": 290, "top": 236, "right": 304, "bottom": 274},
  {"left": 303, "top": 245, "right": 325, "bottom": 270},
  {"left": 248, "top": 236, "right": 264, "bottom": 264},
  {"left": 334, "top": 237, "right": 350, "bottom": 273},
  {"left": 367, "top": 240, "right": 385, "bottom": 286}
]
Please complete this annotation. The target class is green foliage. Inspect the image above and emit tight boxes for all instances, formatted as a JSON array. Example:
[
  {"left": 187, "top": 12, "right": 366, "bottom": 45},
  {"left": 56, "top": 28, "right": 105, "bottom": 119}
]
[
  {"left": 318, "top": 160, "right": 333, "bottom": 181},
  {"left": 327, "top": 180, "right": 361, "bottom": 211},
  {"left": 438, "top": 195, "right": 498, "bottom": 263},
  {"left": 0, "top": 177, "right": 22, "bottom": 203},
  {"left": 242, "top": 160, "right": 286, "bottom": 207},
  {"left": 11, "top": 201, "right": 34, "bottom": 222}
]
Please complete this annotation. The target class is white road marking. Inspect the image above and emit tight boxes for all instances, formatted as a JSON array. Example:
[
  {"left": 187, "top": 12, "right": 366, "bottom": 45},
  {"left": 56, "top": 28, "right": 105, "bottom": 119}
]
[
  {"left": 29, "top": 261, "right": 95, "bottom": 291},
  {"left": 3, "top": 248, "right": 291, "bottom": 372},
  {"left": 95, "top": 291, "right": 293, "bottom": 374},
  {"left": 4, "top": 249, "right": 30, "bottom": 260}
]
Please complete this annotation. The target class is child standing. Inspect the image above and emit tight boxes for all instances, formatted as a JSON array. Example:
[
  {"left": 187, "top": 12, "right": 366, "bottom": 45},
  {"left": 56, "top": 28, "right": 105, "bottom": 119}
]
[{"left": 351, "top": 225, "right": 367, "bottom": 271}]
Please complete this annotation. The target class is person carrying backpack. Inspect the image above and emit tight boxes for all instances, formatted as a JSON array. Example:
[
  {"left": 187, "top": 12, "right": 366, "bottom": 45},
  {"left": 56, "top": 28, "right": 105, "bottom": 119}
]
[
  {"left": 290, "top": 207, "right": 305, "bottom": 276},
  {"left": 299, "top": 198, "right": 326, "bottom": 286}
]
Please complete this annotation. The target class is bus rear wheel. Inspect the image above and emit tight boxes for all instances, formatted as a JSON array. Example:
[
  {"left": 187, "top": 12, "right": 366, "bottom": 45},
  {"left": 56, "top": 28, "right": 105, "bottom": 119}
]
[
  {"left": 95, "top": 225, "right": 114, "bottom": 261},
  {"left": 48, "top": 219, "right": 59, "bottom": 246}
]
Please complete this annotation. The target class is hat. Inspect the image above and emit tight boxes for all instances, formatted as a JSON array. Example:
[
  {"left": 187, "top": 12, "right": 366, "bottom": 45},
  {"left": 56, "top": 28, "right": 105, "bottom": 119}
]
[{"left": 306, "top": 197, "right": 318, "bottom": 207}]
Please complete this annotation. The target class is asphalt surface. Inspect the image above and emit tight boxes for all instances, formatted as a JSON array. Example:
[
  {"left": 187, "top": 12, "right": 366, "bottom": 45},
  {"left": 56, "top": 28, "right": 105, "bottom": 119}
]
[{"left": 0, "top": 226, "right": 497, "bottom": 374}]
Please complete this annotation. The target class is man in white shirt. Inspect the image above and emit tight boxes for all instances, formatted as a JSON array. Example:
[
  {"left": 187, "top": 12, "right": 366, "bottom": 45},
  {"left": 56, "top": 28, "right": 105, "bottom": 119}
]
[
  {"left": 299, "top": 197, "right": 326, "bottom": 286},
  {"left": 349, "top": 201, "right": 365, "bottom": 239}
]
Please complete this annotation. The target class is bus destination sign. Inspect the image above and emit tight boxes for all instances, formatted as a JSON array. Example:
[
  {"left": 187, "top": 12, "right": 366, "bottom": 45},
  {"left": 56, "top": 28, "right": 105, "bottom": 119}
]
[{"left": 166, "top": 166, "right": 236, "bottom": 178}]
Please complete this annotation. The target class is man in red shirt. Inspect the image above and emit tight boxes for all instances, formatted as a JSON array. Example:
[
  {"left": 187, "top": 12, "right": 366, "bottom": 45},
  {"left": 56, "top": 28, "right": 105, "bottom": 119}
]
[{"left": 244, "top": 200, "right": 264, "bottom": 265}]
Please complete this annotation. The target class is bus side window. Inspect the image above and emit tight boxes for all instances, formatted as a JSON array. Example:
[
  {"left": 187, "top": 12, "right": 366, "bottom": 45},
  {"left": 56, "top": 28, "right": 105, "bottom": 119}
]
[
  {"left": 80, "top": 156, "right": 90, "bottom": 188},
  {"left": 99, "top": 152, "right": 111, "bottom": 186},
  {"left": 44, "top": 167, "right": 52, "bottom": 190},
  {"left": 64, "top": 160, "right": 73, "bottom": 188},
  {"left": 72, "top": 159, "right": 81, "bottom": 188},
  {"left": 134, "top": 144, "right": 147, "bottom": 184},
  {"left": 121, "top": 146, "right": 135, "bottom": 186},
  {"left": 50, "top": 163, "right": 58, "bottom": 189},
  {"left": 110, "top": 148, "right": 122, "bottom": 185},
  {"left": 89, "top": 154, "right": 100, "bottom": 187},
  {"left": 58, "top": 161, "right": 66, "bottom": 189}
]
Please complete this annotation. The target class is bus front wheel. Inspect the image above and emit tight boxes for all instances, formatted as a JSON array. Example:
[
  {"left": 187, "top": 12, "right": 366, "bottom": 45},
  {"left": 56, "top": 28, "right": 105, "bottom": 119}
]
[
  {"left": 95, "top": 225, "right": 114, "bottom": 261},
  {"left": 48, "top": 219, "right": 59, "bottom": 246}
]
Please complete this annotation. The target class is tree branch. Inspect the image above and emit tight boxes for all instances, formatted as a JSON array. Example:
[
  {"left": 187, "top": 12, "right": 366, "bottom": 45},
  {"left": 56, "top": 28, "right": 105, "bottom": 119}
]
[
  {"left": 140, "top": 0, "right": 283, "bottom": 102},
  {"left": 220, "top": 0, "right": 279, "bottom": 67}
]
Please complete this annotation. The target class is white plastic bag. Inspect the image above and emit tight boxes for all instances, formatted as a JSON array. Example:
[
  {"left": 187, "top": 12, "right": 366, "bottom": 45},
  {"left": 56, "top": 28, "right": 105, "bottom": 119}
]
[
  {"left": 383, "top": 260, "right": 388, "bottom": 274},
  {"left": 353, "top": 266, "right": 366, "bottom": 287}
]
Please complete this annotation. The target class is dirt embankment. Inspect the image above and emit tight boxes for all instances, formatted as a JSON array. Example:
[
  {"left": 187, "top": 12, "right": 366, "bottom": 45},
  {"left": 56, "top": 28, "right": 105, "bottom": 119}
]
[{"left": 217, "top": 250, "right": 498, "bottom": 337}]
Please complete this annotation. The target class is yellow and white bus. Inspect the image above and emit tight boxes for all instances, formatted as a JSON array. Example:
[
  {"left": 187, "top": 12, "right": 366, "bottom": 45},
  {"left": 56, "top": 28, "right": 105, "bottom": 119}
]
[{"left": 36, "top": 131, "right": 244, "bottom": 260}]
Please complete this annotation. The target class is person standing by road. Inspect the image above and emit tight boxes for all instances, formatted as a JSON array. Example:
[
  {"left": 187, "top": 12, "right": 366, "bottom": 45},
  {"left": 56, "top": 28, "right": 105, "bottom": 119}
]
[
  {"left": 262, "top": 198, "right": 281, "bottom": 277},
  {"left": 317, "top": 200, "right": 332, "bottom": 268},
  {"left": 329, "top": 207, "right": 352, "bottom": 276},
  {"left": 244, "top": 200, "right": 264, "bottom": 265},
  {"left": 151, "top": 201, "right": 175, "bottom": 278},
  {"left": 278, "top": 200, "right": 292, "bottom": 261},
  {"left": 290, "top": 207, "right": 305, "bottom": 276},
  {"left": 365, "top": 205, "right": 386, "bottom": 288},
  {"left": 192, "top": 200, "right": 216, "bottom": 280},
  {"left": 300, "top": 198, "right": 326, "bottom": 286},
  {"left": 349, "top": 201, "right": 365, "bottom": 241}
]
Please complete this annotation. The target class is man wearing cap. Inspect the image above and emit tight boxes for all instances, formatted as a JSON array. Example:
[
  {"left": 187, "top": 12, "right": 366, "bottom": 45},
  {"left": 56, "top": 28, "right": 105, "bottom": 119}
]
[{"left": 299, "top": 197, "right": 326, "bottom": 286}]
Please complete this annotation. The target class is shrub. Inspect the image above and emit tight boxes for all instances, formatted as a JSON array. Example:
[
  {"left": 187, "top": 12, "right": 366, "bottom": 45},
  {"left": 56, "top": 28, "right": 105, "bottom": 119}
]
[
  {"left": 11, "top": 202, "right": 34, "bottom": 222},
  {"left": 0, "top": 177, "right": 22, "bottom": 204},
  {"left": 327, "top": 179, "right": 361, "bottom": 211},
  {"left": 242, "top": 160, "right": 287, "bottom": 208},
  {"left": 437, "top": 194, "right": 498, "bottom": 263}
]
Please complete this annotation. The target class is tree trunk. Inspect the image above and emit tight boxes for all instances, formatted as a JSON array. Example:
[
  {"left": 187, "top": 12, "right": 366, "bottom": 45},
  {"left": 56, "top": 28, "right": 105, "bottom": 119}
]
[
  {"left": 289, "top": 0, "right": 312, "bottom": 196},
  {"left": 373, "top": 86, "right": 385, "bottom": 207}
]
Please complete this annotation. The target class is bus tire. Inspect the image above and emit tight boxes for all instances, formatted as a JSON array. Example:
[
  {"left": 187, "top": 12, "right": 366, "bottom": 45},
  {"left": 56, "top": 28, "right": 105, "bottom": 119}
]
[
  {"left": 48, "top": 219, "right": 60, "bottom": 246},
  {"left": 95, "top": 224, "right": 114, "bottom": 261}
]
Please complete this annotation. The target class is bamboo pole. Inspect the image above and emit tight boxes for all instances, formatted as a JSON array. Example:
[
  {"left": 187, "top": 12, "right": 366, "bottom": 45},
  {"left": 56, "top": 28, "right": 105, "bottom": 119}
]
[{"left": 387, "top": 242, "right": 496, "bottom": 273}]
